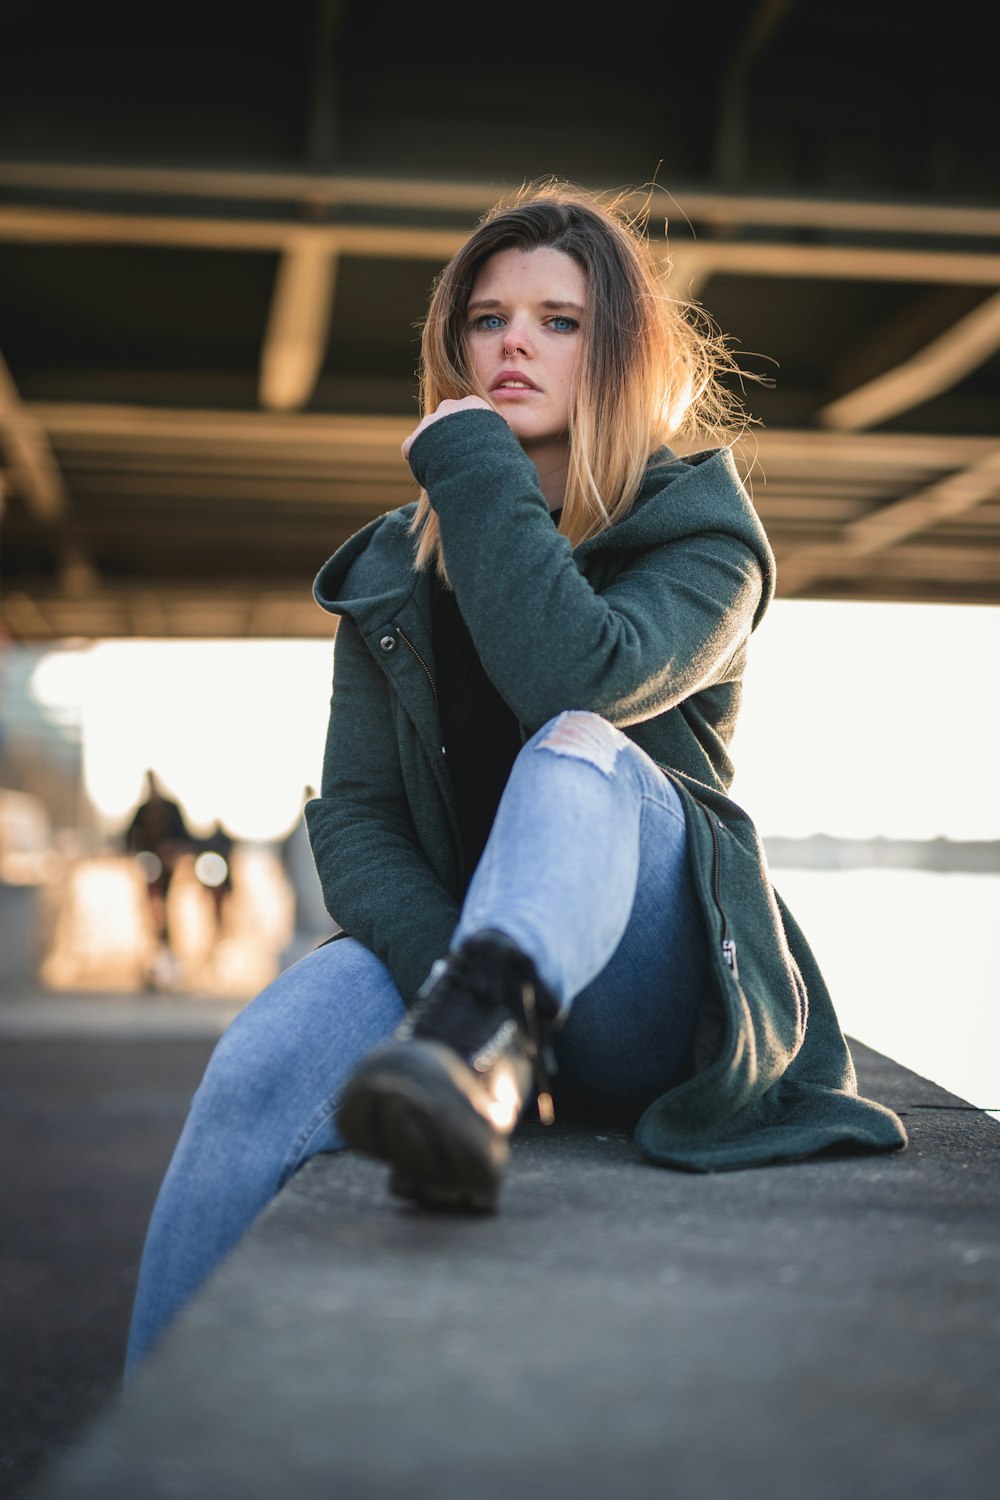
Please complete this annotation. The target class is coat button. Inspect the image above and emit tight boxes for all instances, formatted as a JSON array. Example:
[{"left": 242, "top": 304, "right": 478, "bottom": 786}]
[{"left": 379, "top": 635, "right": 396, "bottom": 652}]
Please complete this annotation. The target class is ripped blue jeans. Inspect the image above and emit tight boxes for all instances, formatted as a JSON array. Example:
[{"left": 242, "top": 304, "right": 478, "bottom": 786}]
[{"left": 125, "top": 712, "right": 708, "bottom": 1376}]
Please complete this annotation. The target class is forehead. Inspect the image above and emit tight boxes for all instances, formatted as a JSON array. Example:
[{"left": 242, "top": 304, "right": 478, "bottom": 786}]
[{"left": 469, "top": 245, "right": 586, "bottom": 303}]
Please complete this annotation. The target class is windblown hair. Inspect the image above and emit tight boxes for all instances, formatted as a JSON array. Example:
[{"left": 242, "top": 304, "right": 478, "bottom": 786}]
[{"left": 409, "top": 179, "right": 752, "bottom": 577}]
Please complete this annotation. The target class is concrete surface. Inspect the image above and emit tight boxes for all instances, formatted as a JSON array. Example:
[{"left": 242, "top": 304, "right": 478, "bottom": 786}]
[
  {"left": 23, "top": 1041, "right": 1000, "bottom": 1500},
  {"left": 0, "top": 1011, "right": 221, "bottom": 1500}
]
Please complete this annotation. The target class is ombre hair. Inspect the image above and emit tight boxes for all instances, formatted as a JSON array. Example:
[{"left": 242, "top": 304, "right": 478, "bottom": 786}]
[{"left": 409, "top": 179, "right": 752, "bottom": 577}]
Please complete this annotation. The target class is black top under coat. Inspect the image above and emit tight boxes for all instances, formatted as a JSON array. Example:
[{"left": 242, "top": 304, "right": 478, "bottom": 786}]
[{"left": 431, "top": 509, "right": 562, "bottom": 883}]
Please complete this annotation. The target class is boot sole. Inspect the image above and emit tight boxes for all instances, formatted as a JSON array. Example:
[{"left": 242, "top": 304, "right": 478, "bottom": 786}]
[{"left": 337, "top": 1044, "right": 508, "bottom": 1213}]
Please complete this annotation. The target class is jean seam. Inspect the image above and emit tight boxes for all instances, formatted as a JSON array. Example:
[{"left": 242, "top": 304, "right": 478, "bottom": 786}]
[
  {"left": 625, "top": 744, "right": 685, "bottom": 820},
  {"left": 279, "top": 1095, "right": 341, "bottom": 1187},
  {"left": 638, "top": 783, "right": 685, "bottom": 824}
]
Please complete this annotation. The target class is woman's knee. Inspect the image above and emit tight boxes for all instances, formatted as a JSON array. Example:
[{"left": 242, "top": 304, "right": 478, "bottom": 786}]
[
  {"left": 529, "top": 713, "right": 683, "bottom": 820},
  {"left": 193, "top": 1014, "right": 295, "bottom": 1124},
  {"left": 523, "top": 710, "right": 629, "bottom": 779}
]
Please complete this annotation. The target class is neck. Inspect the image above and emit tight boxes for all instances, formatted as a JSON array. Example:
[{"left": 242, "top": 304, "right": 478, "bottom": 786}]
[{"left": 524, "top": 441, "right": 570, "bottom": 512}]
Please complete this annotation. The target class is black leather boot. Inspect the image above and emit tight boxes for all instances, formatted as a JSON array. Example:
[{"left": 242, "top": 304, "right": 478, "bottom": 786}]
[{"left": 337, "top": 931, "right": 559, "bottom": 1211}]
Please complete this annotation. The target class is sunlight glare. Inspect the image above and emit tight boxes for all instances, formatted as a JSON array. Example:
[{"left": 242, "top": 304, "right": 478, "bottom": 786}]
[
  {"left": 729, "top": 600, "right": 1000, "bottom": 840},
  {"left": 27, "top": 602, "right": 1000, "bottom": 846},
  {"left": 30, "top": 639, "right": 334, "bottom": 842}
]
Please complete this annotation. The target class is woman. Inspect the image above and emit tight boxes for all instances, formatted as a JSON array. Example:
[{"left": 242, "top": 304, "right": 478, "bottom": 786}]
[{"left": 125, "top": 182, "right": 906, "bottom": 1375}]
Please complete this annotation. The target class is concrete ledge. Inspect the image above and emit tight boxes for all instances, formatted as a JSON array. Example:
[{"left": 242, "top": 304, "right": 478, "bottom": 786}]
[{"left": 29, "top": 1042, "right": 1000, "bottom": 1500}]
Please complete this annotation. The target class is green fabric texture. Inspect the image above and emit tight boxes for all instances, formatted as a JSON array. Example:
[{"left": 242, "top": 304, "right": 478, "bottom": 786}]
[{"left": 306, "top": 408, "right": 907, "bottom": 1172}]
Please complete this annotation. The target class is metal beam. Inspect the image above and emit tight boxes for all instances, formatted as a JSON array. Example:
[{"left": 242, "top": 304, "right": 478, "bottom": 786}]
[
  {"left": 25, "top": 402, "right": 1000, "bottom": 479},
  {"left": 819, "top": 290, "right": 1000, "bottom": 430},
  {"left": 1, "top": 590, "right": 54, "bottom": 638},
  {"left": 774, "top": 544, "right": 1000, "bottom": 589},
  {"left": 0, "top": 349, "right": 70, "bottom": 524},
  {"left": 68, "top": 471, "right": 402, "bottom": 505},
  {"left": 20, "top": 406, "right": 414, "bottom": 485},
  {"left": 6, "top": 205, "right": 1000, "bottom": 288},
  {"left": 873, "top": 544, "right": 1000, "bottom": 584},
  {"left": 259, "top": 244, "right": 339, "bottom": 411},
  {"left": 0, "top": 582, "right": 333, "bottom": 641},
  {"left": 8, "top": 543, "right": 1000, "bottom": 644},
  {"left": 4, "top": 161, "right": 1000, "bottom": 238},
  {"left": 713, "top": 0, "right": 799, "bottom": 182},
  {"left": 0, "top": 204, "right": 465, "bottom": 259},
  {"left": 654, "top": 240, "right": 1000, "bottom": 286},
  {"left": 776, "top": 448, "right": 1000, "bottom": 595},
  {"left": 0, "top": 349, "right": 98, "bottom": 592},
  {"left": 732, "top": 427, "right": 1000, "bottom": 476}
]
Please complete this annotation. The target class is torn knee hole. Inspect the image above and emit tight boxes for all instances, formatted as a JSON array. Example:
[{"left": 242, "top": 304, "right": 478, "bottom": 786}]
[{"left": 536, "top": 713, "right": 624, "bottom": 777}]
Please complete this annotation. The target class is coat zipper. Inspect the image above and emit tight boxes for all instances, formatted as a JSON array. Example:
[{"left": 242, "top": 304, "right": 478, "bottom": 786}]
[
  {"left": 395, "top": 621, "right": 440, "bottom": 714},
  {"left": 394, "top": 625, "right": 445, "bottom": 753},
  {"left": 707, "top": 810, "right": 739, "bottom": 980}
]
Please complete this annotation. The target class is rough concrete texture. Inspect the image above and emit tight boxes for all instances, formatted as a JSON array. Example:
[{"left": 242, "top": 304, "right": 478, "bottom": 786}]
[
  {"left": 0, "top": 1035, "right": 217, "bottom": 1500},
  {"left": 27, "top": 1043, "right": 1000, "bottom": 1500}
]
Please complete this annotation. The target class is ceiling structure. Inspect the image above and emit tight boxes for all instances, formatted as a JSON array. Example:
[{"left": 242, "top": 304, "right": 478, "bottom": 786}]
[{"left": 1, "top": 0, "right": 998, "bottom": 640}]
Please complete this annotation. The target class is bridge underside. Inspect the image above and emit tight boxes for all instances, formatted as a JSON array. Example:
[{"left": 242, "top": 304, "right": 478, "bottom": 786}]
[{"left": 2, "top": 3, "right": 998, "bottom": 639}]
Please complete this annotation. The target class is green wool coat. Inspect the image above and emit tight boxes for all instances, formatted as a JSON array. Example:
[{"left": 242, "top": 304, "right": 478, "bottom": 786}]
[{"left": 306, "top": 409, "right": 907, "bottom": 1172}]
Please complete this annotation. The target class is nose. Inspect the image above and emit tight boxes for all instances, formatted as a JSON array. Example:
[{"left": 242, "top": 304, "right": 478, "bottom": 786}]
[{"left": 501, "top": 316, "right": 532, "bottom": 358}]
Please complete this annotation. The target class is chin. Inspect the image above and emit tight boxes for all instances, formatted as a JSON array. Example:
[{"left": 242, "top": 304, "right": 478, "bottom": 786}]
[{"left": 507, "top": 419, "right": 559, "bottom": 448}]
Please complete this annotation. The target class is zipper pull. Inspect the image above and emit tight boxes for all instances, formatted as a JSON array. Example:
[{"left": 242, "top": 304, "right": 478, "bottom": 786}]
[{"left": 722, "top": 938, "right": 739, "bottom": 978}]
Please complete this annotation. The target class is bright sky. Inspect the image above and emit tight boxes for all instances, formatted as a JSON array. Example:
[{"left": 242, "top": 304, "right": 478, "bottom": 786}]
[
  {"left": 31, "top": 639, "right": 334, "bottom": 841},
  {"left": 729, "top": 599, "right": 1000, "bottom": 841},
  {"left": 28, "top": 600, "right": 1000, "bottom": 843}
]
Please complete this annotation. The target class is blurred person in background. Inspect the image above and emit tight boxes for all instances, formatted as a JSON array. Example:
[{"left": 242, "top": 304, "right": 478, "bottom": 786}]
[
  {"left": 193, "top": 819, "right": 235, "bottom": 947},
  {"left": 123, "top": 769, "right": 193, "bottom": 988},
  {"left": 124, "top": 181, "right": 906, "bottom": 1376}
]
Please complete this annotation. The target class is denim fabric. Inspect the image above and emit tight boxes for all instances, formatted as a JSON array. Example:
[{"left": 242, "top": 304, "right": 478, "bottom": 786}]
[
  {"left": 125, "top": 712, "right": 707, "bottom": 1376},
  {"left": 454, "top": 712, "right": 707, "bottom": 1103}
]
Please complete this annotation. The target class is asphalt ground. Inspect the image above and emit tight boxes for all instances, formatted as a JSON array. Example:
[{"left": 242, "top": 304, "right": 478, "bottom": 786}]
[
  {"left": 9, "top": 1011, "right": 999, "bottom": 1500},
  {"left": 0, "top": 1006, "right": 222, "bottom": 1500}
]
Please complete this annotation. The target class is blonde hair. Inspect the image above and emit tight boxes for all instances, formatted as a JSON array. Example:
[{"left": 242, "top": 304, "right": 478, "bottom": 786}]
[{"left": 409, "top": 179, "right": 752, "bottom": 577}]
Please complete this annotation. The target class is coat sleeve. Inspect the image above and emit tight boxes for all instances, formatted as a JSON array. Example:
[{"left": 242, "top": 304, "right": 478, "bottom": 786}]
[
  {"left": 304, "top": 618, "right": 460, "bottom": 1004},
  {"left": 407, "top": 411, "right": 765, "bottom": 732}
]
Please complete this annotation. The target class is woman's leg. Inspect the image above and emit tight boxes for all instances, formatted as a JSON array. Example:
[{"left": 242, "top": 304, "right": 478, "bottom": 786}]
[
  {"left": 125, "top": 938, "right": 405, "bottom": 1378},
  {"left": 453, "top": 710, "right": 708, "bottom": 1102},
  {"left": 337, "top": 711, "right": 708, "bottom": 1208}
]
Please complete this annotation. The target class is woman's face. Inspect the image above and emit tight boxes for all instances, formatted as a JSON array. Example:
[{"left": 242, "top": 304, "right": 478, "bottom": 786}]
[{"left": 465, "top": 245, "right": 586, "bottom": 460}]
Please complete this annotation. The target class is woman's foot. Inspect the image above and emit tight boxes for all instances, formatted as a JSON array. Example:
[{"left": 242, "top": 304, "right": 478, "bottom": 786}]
[{"left": 336, "top": 932, "right": 558, "bottom": 1211}]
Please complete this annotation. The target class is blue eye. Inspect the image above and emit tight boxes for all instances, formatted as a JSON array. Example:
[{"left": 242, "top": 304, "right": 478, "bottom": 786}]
[
  {"left": 472, "top": 313, "right": 505, "bottom": 331},
  {"left": 549, "top": 316, "right": 579, "bottom": 333}
]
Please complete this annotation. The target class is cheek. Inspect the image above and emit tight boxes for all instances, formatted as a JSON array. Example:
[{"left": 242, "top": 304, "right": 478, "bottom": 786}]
[
  {"left": 469, "top": 343, "right": 492, "bottom": 389},
  {"left": 557, "top": 351, "right": 581, "bottom": 399}
]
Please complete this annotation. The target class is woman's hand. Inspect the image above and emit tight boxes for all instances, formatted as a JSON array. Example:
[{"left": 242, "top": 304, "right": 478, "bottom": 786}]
[{"left": 401, "top": 396, "right": 494, "bottom": 460}]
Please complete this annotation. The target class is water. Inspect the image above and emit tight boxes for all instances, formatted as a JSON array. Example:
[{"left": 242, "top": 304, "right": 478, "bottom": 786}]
[{"left": 771, "top": 866, "right": 1000, "bottom": 1119}]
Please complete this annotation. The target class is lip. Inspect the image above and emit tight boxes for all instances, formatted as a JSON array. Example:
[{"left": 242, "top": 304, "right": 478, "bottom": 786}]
[{"left": 490, "top": 369, "right": 540, "bottom": 394}]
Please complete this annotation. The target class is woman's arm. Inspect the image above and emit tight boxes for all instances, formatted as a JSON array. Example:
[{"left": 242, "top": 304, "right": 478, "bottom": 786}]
[
  {"left": 407, "top": 410, "right": 767, "bottom": 732},
  {"left": 305, "top": 619, "right": 460, "bottom": 1003}
]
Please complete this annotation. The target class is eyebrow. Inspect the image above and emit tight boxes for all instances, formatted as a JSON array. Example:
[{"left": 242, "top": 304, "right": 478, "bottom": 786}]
[{"left": 466, "top": 298, "right": 586, "bottom": 314}]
